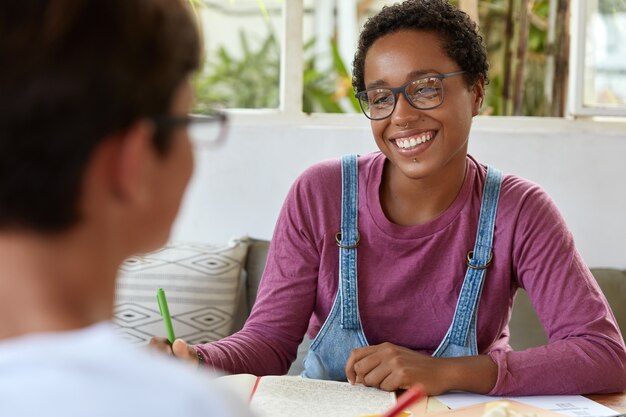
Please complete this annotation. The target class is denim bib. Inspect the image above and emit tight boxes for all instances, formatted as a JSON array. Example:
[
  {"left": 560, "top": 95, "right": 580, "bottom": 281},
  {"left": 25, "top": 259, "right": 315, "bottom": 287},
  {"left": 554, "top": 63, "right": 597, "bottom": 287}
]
[
  {"left": 302, "top": 154, "right": 502, "bottom": 380},
  {"left": 302, "top": 154, "right": 368, "bottom": 380}
]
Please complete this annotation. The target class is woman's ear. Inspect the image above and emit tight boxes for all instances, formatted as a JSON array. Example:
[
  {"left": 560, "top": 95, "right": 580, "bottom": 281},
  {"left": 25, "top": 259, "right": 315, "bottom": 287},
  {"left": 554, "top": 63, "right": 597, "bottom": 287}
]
[{"left": 471, "top": 76, "right": 486, "bottom": 116}]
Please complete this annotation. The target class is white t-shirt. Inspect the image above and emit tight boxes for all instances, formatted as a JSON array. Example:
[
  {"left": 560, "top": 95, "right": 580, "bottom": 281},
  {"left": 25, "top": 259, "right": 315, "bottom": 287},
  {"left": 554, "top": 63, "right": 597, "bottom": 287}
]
[{"left": 0, "top": 322, "right": 251, "bottom": 417}]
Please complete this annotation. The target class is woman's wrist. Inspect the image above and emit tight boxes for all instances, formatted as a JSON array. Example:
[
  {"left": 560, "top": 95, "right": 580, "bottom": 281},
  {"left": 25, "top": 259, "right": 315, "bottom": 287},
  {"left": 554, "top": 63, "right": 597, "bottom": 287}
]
[
  {"left": 441, "top": 354, "right": 498, "bottom": 394},
  {"left": 194, "top": 348, "right": 205, "bottom": 366}
]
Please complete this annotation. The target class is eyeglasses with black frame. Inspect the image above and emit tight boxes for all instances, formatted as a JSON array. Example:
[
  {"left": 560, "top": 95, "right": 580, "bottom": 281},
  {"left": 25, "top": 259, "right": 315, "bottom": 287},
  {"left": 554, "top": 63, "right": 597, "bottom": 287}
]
[
  {"left": 151, "top": 111, "right": 228, "bottom": 149},
  {"left": 355, "top": 70, "right": 467, "bottom": 120}
]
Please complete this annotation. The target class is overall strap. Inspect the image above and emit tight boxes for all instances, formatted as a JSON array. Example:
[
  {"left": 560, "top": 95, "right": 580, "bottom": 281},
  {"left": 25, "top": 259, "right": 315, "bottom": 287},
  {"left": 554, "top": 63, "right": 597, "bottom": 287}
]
[
  {"left": 448, "top": 165, "right": 503, "bottom": 346},
  {"left": 338, "top": 154, "right": 359, "bottom": 330}
]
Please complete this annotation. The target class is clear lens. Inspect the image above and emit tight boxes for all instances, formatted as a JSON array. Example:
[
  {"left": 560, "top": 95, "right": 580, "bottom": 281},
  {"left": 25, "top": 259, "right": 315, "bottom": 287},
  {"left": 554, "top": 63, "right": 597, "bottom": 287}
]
[
  {"left": 364, "top": 89, "right": 395, "bottom": 119},
  {"left": 188, "top": 115, "right": 228, "bottom": 150},
  {"left": 406, "top": 77, "right": 443, "bottom": 108}
]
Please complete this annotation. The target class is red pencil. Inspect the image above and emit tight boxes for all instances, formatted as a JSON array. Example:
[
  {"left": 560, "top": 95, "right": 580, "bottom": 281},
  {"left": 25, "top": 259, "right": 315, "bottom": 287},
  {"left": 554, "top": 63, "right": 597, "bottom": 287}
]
[{"left": 380, "top": 386, "right": 426, "bottom": 417}]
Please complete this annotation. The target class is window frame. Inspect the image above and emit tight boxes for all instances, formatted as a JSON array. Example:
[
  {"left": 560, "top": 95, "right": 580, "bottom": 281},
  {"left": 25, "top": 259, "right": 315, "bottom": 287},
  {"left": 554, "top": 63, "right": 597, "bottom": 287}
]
[
  {"left": 218, "top": 0, "right": 626, "bottom": 131},
  {"left": 568, "top": 0, "right": 626, "bottom": 118}
]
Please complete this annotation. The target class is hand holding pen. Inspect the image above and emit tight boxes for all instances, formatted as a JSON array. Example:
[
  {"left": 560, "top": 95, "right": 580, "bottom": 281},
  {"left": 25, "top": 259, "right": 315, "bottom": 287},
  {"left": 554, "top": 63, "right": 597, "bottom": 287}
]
[{"left": 148, "top": 288, "right": 201, "bottom": 366}]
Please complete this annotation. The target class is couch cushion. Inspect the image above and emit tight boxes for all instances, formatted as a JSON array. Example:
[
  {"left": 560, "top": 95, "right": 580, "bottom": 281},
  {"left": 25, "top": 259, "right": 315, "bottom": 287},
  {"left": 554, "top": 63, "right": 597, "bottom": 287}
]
[
  {"left": 509, "top": 268, "right": 626, "bottom": 351},
  {"left": 113, "top": 239, "right": 248, "bottom": 345},
  {"left": 231, "top": 238, "right": 270, "bottom": 333},
  {"left": 508, "top": 290, "right": 547, "bottom": 350},
  {"left": 589, "top": 268, "right": 626, "bottom": 336}
]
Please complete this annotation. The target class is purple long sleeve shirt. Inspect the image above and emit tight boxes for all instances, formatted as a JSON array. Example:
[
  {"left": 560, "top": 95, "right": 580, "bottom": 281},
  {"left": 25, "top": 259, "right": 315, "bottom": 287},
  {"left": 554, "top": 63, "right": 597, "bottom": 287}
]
[{"left": 197, "top": 152, "right": 626, "bottom": 395}]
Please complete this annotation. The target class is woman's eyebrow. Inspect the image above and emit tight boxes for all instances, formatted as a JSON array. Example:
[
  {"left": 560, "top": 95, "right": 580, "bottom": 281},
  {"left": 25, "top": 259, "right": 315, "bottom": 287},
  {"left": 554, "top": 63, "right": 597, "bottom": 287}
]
[
  {"left": 365, "top": 79, "right": 388, "bottom": 89},
  {"left": 405, "top": 69, "right": 440, "bottom": 80},
  {"left": 365, "top": 69, "right": 441, "bottom": 89}
]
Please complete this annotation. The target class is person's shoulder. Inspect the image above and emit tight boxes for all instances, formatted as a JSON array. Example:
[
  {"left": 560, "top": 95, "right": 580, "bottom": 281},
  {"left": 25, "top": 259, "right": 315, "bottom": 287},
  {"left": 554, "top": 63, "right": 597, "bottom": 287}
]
[
  {"left": 124, "top": 352, "right": 249, "bottom": 416},
  {"left": 470, "top": 156, "right": 550, "bottom": 204},
  {"left": 0, "top": 324, "right": 251, "bottom": 417},
  {"left": 297, "top": 156, "right": 342, "bottom": 183},
  {"left": 469, "top": 157, "right": 563, "bottom": 231},
  {"left": 284, "top": 158, "right": 342, "bottom": 207},
  {"left": 500, "top": 172, "right": 548, "bottom": 202},
  {"left": 296, "top": 151, "right": 382, "bottom": 184},
  {"left": 107, "top": 337, "right": 253, "bottom": 416}
]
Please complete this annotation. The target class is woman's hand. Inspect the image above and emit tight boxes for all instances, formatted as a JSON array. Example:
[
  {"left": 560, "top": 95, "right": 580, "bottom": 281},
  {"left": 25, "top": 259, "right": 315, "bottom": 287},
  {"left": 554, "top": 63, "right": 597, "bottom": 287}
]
[
  {"left": 148, "top": 336, "right": 199, "bottom": 367},
  {"left": 345, "top": 342, "right": 450, "bottom": 394},
  {"left": 345, "top": 342, "right": 497, "bottom": 395}
]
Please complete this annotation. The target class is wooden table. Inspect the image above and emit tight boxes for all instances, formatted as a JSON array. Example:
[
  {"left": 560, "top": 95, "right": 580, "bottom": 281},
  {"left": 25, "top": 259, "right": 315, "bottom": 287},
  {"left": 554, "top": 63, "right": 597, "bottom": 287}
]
[
  {"left": 586, "top": 393, "right": 626, "bottom": 414},
  {"left": 410, "top": 392, "right": 626, "bottom": 416}
]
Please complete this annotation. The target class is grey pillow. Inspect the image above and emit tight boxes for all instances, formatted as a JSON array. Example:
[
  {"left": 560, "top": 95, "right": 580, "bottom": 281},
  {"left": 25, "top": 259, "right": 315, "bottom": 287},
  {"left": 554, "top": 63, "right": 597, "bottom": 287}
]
[{"left": 113, "top": 239, "right": 248, "bottom": 345}]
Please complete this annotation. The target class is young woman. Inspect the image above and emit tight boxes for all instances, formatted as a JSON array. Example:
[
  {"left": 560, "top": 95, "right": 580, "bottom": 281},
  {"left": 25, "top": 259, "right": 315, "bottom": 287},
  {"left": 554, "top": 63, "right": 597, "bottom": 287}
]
[{"left": 158, "top": 0, "right": 626, "bottom": 396}]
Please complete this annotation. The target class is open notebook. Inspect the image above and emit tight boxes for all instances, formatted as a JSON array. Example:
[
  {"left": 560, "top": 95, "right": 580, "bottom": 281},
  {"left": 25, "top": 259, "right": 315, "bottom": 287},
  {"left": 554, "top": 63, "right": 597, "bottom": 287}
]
[{"left": 218, "top": 374, "right": 397, "bottom": 417}]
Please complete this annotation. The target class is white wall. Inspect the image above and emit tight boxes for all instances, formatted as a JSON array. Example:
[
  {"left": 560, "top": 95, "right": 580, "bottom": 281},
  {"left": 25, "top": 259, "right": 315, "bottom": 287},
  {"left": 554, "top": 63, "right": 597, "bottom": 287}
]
[{"left": 172, "top": 115, "right": 626, "bottom": 269}]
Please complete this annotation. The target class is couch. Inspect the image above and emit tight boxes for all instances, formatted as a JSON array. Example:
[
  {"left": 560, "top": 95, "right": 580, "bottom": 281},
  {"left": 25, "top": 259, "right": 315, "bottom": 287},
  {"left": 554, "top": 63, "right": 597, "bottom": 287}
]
[{"left": 114, "top": 237, "right": 626, "bottom": 374}]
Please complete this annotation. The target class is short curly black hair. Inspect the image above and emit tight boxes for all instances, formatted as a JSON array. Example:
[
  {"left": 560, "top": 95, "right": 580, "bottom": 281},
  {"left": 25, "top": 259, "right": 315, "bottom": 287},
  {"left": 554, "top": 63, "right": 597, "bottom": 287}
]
[{"left": 352, "top": 0, "right": 489, "bottom": 93}]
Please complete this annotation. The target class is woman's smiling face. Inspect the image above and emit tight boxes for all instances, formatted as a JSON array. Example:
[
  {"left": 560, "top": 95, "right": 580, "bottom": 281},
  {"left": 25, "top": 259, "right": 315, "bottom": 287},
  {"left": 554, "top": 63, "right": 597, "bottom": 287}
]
[{"left": 364, "top": 29, "right": 484, "bottom": 181}]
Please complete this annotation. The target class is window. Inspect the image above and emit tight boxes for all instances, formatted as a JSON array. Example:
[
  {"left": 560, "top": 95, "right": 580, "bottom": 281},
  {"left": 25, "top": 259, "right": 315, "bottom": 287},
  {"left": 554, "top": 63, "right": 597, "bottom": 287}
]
[
  {"left": 193, "top": 0, "right": 283, "bottom": 112},
  {"left": 569, "top": 0, "right": 626, "bottom": 117},
  {"left": 304, "top": 0, "right": 567, "bottom": 117},
  {"left": 192, "top": 0, "right": 626, "bottom": 121}
]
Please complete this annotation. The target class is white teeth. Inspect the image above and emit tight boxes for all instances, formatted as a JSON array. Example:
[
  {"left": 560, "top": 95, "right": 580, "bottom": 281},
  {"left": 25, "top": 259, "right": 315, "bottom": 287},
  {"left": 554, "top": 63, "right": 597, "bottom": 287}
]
[{"left": 395, "top": 132, "right": 434, "bottom": 149}]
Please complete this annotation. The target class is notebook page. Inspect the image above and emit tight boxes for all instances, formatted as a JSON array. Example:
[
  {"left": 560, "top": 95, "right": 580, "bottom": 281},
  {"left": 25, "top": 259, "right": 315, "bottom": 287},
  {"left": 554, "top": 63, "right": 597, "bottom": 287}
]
[{"left": 250, "top": 375, "right": 396, "bottom": 417}]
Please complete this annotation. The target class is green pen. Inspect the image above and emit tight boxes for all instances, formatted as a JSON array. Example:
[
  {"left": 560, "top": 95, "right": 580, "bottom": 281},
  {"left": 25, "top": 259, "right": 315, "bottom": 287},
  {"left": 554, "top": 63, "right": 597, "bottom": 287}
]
[{"left": 156, "top": 288, "right": 176, "bottom": 344}]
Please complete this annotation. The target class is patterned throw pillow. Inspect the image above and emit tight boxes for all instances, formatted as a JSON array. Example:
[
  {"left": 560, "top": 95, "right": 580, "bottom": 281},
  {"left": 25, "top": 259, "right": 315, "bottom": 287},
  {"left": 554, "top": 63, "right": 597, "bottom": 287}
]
[{"left": 113, "top": 238, "right": 249, "bottom": 345}]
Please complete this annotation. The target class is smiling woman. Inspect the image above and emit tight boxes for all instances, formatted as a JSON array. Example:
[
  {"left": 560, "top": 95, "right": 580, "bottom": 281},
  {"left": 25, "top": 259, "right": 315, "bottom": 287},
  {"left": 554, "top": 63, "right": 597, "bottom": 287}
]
[{"left": 159, "top": 0, "right": 626, "bottom": 398}]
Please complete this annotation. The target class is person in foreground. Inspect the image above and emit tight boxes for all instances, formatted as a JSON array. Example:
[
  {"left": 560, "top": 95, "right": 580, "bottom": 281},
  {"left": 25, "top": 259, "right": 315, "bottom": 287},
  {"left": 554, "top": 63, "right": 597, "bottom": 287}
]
[
  {"left": 154, "top": 0, "right": 626, "bottom": 396},
  {"left": 0, "top": 1, "right": 249, "bottom": 416}
]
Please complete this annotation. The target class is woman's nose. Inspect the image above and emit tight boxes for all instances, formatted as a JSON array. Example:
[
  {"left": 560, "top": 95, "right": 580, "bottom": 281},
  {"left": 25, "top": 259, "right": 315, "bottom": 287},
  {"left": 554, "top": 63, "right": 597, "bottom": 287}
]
[{"left": 391, "top": 92, "right": 420, "bottom": 125}]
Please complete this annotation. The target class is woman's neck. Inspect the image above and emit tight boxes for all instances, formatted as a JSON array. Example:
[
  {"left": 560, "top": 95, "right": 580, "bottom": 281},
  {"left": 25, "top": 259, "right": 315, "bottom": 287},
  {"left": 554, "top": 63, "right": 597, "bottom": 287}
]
[{"left": 380, "top": 155, "right": 468, "bottom": 226}]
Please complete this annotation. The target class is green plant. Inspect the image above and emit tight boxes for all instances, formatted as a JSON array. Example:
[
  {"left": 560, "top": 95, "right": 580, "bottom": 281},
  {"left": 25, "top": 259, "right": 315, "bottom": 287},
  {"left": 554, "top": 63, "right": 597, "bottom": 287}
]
[
  {"left": 192, "top": 29, "right": 280, "bottom": 112},
  {"left": 303, "top": 37, "right": 360, "bottom": 114},
  {"left": 450, "top": 0, "right": 564, "bottom": 116},
  {"left": 193, "top": 28, "right": 358, "bottom": 114}
]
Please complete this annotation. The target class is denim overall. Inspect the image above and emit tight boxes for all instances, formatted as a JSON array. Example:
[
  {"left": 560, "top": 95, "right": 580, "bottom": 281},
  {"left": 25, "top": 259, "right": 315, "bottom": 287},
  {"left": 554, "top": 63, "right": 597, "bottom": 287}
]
[{"left": 302, "top": 154, "right": 502, "bottom": 380}]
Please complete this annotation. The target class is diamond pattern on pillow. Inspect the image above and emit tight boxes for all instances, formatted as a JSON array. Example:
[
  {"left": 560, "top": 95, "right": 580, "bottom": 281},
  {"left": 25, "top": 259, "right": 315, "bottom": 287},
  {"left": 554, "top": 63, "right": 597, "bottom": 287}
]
[{"left": 113, "top": 239, "right": 248, "bottom": 345}]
